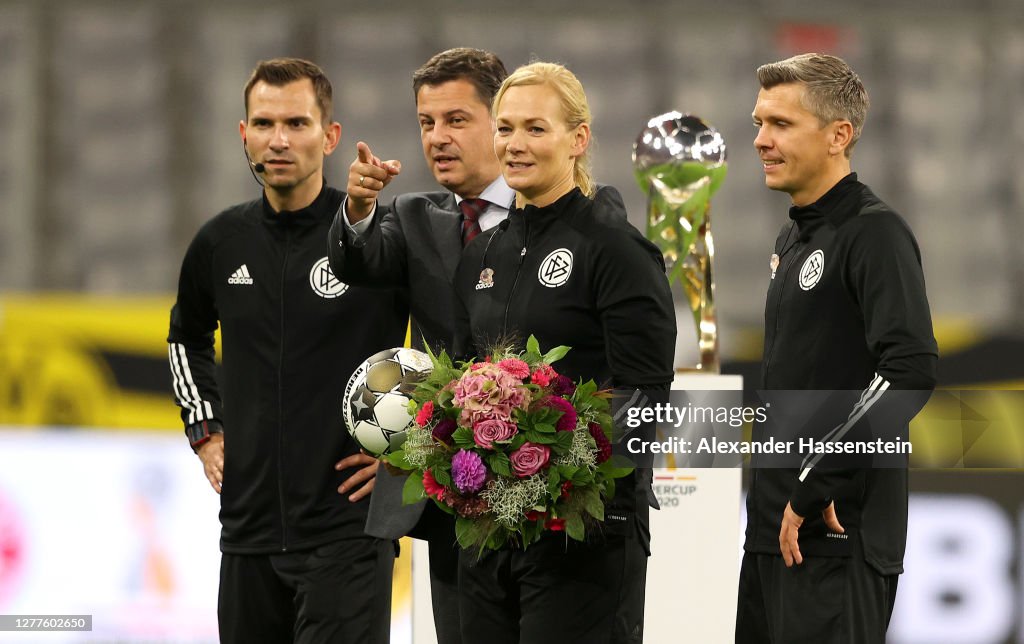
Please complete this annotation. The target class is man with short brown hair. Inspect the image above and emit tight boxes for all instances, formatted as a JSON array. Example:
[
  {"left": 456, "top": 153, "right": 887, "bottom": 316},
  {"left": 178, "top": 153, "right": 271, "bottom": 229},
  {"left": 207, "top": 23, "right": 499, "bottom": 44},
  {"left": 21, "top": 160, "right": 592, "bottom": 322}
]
[
  {"left": 738, "top": 53, "right": 937, "bottom": 643},
  {"left": 169, "top": 57, "right": 407, "bottom": 643}
]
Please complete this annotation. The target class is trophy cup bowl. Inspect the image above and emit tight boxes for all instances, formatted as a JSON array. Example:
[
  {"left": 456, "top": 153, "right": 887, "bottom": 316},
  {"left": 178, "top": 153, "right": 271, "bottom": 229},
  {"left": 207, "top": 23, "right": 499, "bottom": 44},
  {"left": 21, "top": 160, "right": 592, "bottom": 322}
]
[{"left": 633, "top": 112, "right": 727, "bottom": 372}]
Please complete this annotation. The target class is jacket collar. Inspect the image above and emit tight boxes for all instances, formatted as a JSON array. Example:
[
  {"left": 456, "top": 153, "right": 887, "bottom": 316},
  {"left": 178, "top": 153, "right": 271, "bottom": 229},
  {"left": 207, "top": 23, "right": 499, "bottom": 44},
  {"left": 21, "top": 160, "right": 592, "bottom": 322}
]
[
  {"left": 515, "top": 187, "right": 585, "bottom": 221},
  {"left": 261, "top": 181, "right": 330, "bottom": 225},
  {"left": 788, "top": 172, "right": 860, "bottom": 237}
]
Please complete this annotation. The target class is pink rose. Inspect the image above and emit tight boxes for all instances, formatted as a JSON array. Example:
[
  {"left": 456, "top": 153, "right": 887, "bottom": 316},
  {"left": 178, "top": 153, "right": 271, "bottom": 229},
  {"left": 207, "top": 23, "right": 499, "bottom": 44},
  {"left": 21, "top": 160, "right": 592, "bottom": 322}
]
[
  {"left": 497, "top": 358, "right": 531, "bottom": 380},
  {"left": 473, "top": 418, "right": 517, "bottom": 449},
  {"left": 415, "top": 401, "right": 435, "bottom": 427},
  {"left": 510, "top": 442, "right": 551, "bottom": 478}
]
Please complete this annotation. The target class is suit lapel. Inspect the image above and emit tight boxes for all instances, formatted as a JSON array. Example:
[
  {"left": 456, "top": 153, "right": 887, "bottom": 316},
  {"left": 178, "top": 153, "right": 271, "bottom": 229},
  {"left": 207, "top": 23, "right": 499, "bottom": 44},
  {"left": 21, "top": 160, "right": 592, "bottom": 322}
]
[{"left": 427, "top": 193, "right": 464, "bottom": 281}]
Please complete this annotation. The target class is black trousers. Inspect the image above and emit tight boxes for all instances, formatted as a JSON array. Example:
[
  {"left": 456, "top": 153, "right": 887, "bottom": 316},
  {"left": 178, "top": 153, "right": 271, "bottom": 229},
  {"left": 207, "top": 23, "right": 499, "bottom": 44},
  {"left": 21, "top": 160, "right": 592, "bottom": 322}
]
[
  {"left": 458, "top": 533, "right": 647, "bottom": 644},
  {"left": 218, "top": 537, "right": 394, "bottom": 644},
  {"left": 735, "top": 548, "right": 899, "bottom": 644}
]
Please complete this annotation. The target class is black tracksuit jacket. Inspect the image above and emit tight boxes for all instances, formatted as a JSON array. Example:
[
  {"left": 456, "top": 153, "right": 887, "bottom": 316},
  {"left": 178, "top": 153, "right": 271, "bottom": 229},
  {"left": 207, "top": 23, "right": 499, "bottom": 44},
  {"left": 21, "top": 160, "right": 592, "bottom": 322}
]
[
  {"left": 746, "top": 173, "right": 938, "bottom": 574},
  {"left": 453, "top": 187, "right": 677, "bottom": 545},
  {"left": 167, "top": 186, "right": 408, "bottom": 554}
]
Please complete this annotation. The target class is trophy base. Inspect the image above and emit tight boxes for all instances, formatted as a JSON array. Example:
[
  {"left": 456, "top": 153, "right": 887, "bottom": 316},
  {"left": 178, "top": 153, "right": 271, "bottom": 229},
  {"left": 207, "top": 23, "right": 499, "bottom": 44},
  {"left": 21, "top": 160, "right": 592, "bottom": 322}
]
[{"left": 675, "top": 364, "right": 720, "bottom": 375}]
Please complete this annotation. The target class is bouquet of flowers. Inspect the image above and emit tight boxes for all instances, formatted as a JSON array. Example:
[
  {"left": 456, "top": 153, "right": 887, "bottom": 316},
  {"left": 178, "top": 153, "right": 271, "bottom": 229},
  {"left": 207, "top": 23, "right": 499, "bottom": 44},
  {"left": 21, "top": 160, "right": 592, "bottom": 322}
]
[{"left": 384, "top": 336, "right": 633, "bottom": 551}]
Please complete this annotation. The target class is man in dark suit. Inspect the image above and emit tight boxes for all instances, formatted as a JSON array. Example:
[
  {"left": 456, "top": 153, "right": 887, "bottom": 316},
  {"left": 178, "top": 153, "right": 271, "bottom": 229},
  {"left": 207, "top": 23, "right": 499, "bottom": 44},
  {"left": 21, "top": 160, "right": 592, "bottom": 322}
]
[
  {"left": 327, "top": 48, "right": 628, "bottom": 642},
  {"left": 328, "top": 48, "right": 511, "bottom": 644}
]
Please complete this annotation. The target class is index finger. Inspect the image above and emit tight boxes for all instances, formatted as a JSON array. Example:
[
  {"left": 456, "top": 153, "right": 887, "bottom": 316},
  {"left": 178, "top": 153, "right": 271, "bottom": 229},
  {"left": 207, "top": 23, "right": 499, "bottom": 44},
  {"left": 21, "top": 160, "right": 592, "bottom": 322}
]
[{"left": 356, "top": 141, "right": 374, "bottom": 164}]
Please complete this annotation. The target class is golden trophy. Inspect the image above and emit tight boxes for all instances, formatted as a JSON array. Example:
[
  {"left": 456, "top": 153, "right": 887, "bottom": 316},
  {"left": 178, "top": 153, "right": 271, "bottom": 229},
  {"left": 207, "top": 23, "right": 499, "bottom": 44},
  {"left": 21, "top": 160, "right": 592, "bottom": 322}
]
[{"left": 633, "top": 112, "right": 727, "bottom": 372}]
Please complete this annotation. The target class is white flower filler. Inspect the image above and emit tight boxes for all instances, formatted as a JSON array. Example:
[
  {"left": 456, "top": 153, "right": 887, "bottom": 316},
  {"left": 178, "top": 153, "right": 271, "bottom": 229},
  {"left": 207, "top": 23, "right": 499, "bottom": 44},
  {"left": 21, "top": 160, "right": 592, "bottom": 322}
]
[
  {"left": 481, "top": 474, "right": 547, "bottom": 529},
  {"left": 402, "top": 426, "right": 436, "bottom": 469},
  {"left": 554, "top": 419, "right": 598, "bottom": 469}
]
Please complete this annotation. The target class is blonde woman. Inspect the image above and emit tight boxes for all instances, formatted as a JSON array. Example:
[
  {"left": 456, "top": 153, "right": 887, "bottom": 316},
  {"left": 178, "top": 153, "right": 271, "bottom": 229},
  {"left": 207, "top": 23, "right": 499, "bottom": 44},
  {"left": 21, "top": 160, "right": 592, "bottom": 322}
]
[{"left": 452, "top": 62, "right": 676, "bottom": 644}]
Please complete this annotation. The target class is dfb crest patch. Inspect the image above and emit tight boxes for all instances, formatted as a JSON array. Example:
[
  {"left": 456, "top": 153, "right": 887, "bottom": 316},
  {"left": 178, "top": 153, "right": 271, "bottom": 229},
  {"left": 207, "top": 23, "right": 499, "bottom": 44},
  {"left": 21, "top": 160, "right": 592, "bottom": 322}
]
[
  {"left": 799, "top": 250, "right": 824, "bottom": 291},
  {"left": 538, "top": 249, "right": 573, "bottom": 288},
  {"left": 309, "top": 257, "right": 349, "bottom": 298}
]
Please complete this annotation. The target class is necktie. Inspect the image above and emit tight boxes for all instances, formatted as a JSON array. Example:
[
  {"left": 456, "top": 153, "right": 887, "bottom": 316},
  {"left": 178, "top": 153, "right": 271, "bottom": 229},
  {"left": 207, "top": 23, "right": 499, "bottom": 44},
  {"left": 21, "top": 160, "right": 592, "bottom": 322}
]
[{"left": 460, "top": 198, "right": 488, "bottom": 247}]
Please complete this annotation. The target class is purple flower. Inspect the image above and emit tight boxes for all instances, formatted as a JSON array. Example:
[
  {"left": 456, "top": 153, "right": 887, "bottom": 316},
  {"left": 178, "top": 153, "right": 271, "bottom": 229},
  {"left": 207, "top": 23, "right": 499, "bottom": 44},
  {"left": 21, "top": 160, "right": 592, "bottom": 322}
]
[
  {"left": 551, "top": 375, "right": 576, "bottom": 397},
  {"left": 546, "top": 396, "right": 578, "bottom": 432},
  {"left": 451, "top": 449, "right": 487, "bottom": 493}
]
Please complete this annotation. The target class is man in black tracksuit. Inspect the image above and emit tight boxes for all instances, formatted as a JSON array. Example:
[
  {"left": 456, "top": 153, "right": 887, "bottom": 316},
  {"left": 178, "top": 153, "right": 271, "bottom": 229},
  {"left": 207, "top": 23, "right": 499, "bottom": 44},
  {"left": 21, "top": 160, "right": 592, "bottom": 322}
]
[
  {"left": 738, "top": 54, "right": 938, "bottom": 643},
  {"left": 167, "top": 59, "right": 407, "bottom": 644}
]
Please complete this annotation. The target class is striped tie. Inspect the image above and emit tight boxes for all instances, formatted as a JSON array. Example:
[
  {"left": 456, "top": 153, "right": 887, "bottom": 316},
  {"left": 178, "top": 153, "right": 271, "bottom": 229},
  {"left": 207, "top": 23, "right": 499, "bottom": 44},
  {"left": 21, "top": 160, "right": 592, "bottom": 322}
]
[{"left": 460, "top": 198, "right": 488, "bottom": 247}]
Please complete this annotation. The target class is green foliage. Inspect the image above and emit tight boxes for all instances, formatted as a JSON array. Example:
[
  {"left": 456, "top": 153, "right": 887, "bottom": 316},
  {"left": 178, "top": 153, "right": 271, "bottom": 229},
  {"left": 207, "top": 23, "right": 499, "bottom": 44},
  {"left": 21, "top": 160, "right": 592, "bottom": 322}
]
[
  {"left": 581, "top": 485, "right": 604, "bottom": 521},
  {"left": 486, "top": 452, "right": 512, "bottom": 478},
  {"left": 526, "top": 335, "right": 540, "bottom": 356},
  {"left": 554, "top": 431, "right": 575, "bottom": 452},
  {"left": 402, "top": 471, "right": 425, "bottom": 506},
  {"left": 565, "top": 514, "right": 585, "bottom": 541},
  {"left": 433, "top": 467, "right": 453, "bottom": 488},
  {"left": 542, "top": 344, "right": 571, "bottom": 364},
  {"left": 384, "top": 449, "right": 412, "bottom": 470},
  {"left": 599, "top": 454, "right": 636, "bottom": 479},
  {"left": 523, "top": 430, "right": 558, "bottom": 445},
  {"left": 452, "top": 427, "right": 476, "bottom": 449}
]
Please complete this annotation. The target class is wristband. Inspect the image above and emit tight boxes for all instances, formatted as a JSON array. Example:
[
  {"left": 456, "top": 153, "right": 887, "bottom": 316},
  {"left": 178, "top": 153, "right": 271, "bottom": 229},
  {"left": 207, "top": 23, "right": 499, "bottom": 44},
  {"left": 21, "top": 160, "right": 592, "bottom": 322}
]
[{"left": 186, "top": 419, "right": 223, "bottom": 451}]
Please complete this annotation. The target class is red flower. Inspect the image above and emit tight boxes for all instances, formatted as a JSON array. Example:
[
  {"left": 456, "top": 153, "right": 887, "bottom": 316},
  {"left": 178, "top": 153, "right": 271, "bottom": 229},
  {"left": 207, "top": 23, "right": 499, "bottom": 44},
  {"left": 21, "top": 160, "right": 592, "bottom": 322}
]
[
  {"left": 415, "top": 401, "right": 435, "bottom": 427},
  {"left": 545, "top": 518, "right": 566, "bottom": 531},
  {"left": 431, "top": 418, "right": 457, "bottom": 444},
  {"left": 525, "top": 510, "right": 547, "bottom": 522},
  {"left": 545, "top": 396, "right": 578, "bottom": 431},
  {"left": 422, "top": 469, "right": 447, "bottom": 501},
  {"left": 560, "top": 481, "right": 573, "bottom": 499},
  {"left": 530, "top": 363, "right": 557, "bottom": 387},
  {"left": 588, "top": 422, "right": 612, "bottom": 463},
  {"left": 551, "top": 375, "right": 576, "bottom": 396}
]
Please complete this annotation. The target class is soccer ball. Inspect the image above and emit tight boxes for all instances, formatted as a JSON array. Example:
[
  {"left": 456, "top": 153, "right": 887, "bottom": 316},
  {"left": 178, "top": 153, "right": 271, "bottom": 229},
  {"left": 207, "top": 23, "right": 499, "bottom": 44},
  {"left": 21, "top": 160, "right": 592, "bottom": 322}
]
[{"left": 343, "top": 347, "right": 433, "bottom": 456}]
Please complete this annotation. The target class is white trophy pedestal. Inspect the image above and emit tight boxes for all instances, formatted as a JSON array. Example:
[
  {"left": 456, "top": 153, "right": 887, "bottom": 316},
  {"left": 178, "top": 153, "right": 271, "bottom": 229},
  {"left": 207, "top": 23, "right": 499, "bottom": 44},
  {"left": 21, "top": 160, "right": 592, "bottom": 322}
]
[
  {"left": 644, "top": 373, "right": 743, "bottom": 643},
  {"left": 411, "top": 538, "right": 435, "bottom": 644}
]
